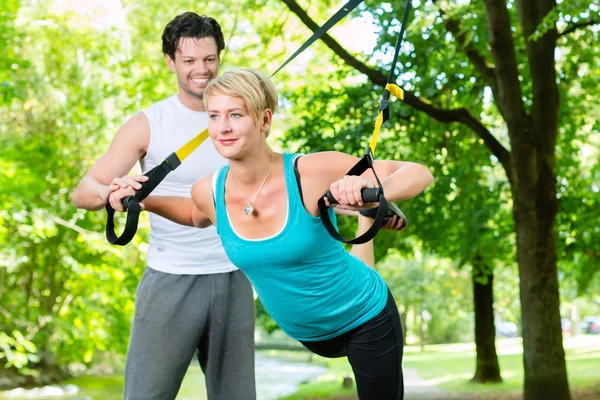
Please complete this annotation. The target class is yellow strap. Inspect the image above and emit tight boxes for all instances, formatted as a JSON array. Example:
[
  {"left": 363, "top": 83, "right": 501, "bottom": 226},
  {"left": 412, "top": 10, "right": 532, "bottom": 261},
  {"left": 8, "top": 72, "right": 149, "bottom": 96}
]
[
  {"left": 369, "top": 84, "right": 404, "bottom": 154},
  {"left": 169, "top": 84, "right": 404, "bottom": 163},
  {"left": 173, "top": 128, "right": 210, "bottom": 163}
]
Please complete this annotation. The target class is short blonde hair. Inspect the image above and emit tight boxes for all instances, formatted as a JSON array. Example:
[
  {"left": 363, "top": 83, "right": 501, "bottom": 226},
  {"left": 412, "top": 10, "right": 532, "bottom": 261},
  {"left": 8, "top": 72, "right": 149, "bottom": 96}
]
[{"left": 203, "top": 68, "right": 279, "bottom": 124}]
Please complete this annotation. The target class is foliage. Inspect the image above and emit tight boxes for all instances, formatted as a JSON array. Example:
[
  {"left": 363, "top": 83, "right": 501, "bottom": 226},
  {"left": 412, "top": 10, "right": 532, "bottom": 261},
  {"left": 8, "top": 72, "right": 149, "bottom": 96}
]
[
  {"left": 0, "top": 331, "right": 38, "bottom": 370},
  {"left": 1, "top": 0, "right": 598, "bottom": 388},
  {"left": 0, "top": 0, "right": 147, "bottom": 379},
  {"left": 281, "top": 337, "right": 600, "bottom": 399}
]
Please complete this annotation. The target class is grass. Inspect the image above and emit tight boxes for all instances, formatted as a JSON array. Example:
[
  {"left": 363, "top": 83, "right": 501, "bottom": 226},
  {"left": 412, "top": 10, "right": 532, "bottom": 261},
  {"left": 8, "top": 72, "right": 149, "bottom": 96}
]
[
  {"left": 2, "top": 337, "right": 598, "bottom": 400},
  {"left": 280, "top": 335, "right": 600, "bottom": 399},
  {"left": 404, "top": 335, "right": 600, "bottom": 393}
]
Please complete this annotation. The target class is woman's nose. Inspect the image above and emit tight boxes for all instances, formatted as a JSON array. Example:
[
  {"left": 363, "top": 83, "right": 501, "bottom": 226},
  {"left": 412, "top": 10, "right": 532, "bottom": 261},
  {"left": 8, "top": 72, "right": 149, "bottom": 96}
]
[{"left": 219, "top": 118, "right": 232, "bottom": 133}]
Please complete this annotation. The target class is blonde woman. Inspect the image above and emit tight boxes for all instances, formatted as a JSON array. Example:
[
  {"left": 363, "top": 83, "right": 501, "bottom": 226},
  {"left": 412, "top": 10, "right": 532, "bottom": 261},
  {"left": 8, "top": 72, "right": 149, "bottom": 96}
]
[{"left": 109, "top": 68, "right": 432, "bottom": 399}]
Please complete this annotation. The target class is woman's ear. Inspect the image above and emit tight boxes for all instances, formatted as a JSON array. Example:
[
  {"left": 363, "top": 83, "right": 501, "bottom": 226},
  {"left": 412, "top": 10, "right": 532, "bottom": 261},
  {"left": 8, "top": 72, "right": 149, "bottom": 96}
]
[{"left": 260, "top": 109, "right": 273, "bottom": 136}]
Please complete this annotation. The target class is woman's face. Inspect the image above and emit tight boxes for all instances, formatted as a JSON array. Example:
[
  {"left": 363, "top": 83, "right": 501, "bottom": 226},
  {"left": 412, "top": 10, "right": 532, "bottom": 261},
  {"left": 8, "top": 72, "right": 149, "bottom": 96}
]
[{"left": 207, "top": 95, "right": 262, "bottom": 159}]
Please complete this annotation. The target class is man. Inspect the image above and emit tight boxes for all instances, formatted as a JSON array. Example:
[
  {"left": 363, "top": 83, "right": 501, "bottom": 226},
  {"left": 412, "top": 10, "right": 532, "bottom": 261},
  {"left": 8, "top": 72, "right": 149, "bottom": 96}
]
[{"left": 72, "top": 13, "right": 256, "bottom": 400}]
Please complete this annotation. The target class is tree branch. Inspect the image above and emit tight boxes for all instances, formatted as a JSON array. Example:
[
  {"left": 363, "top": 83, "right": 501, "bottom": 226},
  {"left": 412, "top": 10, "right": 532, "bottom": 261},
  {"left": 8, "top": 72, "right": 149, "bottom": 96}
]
[
  {"left": 0, "top": 305, "right": 32, "bottom": 328},
  {"left": 403, "top": 91, "right": 512, "bottom": 176},
  {"left": 435, "top": 4, "right": 504, "bottom": 118},
  {"left": 516, "top": 0, "right": 559, "bottom": 157},
  {"left": 279, "top": 0, "right": 386, "bottom": 85},
  {"left": 280, "top": 0, "right": 512, "bottom": 175},
  {"left": 483, "top": 0, "right": 528, "bottom": 133},
  {"left": 559, "top": 19, "right": 599, "bottom": 38}
]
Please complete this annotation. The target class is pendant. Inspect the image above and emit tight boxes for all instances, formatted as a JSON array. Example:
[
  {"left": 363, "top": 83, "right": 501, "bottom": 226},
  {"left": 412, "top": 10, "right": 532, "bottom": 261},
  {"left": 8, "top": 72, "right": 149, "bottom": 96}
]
[{"left": 244, "top": 203, "right": 254, "bottom": 215}]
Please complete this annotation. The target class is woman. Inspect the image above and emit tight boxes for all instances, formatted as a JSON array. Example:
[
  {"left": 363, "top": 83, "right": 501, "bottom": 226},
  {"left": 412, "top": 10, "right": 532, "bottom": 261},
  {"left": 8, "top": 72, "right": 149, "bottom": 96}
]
[{"left": 110, "top": 68, "right": 432, "bottom": 399}]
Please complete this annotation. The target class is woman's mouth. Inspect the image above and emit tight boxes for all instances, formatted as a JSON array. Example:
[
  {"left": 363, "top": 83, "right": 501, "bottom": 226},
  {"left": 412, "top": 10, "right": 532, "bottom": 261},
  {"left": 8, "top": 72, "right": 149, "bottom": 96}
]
[{"left": 218, "top": 139, "right": 237, "bottom": 146}]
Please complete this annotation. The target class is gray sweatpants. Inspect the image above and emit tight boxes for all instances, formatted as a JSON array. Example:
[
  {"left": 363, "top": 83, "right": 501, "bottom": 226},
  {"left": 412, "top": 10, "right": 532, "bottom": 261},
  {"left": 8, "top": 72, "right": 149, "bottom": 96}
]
[{"left": 124, "top": 267, "right": 256, "bottom": 400}]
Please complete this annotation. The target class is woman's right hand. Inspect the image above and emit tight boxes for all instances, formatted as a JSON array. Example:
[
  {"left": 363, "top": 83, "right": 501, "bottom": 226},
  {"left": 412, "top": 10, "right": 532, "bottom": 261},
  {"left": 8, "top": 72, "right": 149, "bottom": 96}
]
[{"left": 325, "top": 175, "right": 379, "bottom": 211}]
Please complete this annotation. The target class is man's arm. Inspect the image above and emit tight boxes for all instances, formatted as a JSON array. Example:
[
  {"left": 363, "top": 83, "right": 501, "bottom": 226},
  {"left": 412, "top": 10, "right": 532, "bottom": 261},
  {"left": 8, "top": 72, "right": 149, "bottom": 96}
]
[
  {"left": 72, "top": 113, "right": 150, "bottom": 211},
  {"left": 349, "top": 213, "right": 407, "bottom": 269}
]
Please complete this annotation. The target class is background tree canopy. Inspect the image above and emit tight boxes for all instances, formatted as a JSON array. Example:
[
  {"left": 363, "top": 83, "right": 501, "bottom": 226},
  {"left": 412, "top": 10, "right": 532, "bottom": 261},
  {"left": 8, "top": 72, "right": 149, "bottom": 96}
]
[{"left": 0, "top": 0, "right": 598, "bottom": 398}]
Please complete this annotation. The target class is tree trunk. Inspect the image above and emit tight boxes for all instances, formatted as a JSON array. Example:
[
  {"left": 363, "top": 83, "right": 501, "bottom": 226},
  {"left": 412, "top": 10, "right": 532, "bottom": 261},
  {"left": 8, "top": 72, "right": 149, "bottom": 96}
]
[
  {"left": 400, "top": 308, "right": 408, "bottom": 345},
  {"left": 512, "top": 0, "right": 570, "bottom": 397},
  {"left": 471, "top": 262, "right": 502, "bottom": 383},
  {"left": 513, "top": 187, "right": 570, "bottom": 399},
  {"left": 485, "top": 0, "right": 570, "bottom": 396},
  {"left": 278, "top": 0, "right": 572, "bottom": 397}
]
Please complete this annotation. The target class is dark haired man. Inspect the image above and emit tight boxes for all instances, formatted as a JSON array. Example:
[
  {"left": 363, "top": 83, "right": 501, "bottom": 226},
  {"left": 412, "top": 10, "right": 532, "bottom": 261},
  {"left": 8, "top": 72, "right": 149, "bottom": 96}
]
[{"left": 72, "top": 13, "right": 255, "bottom": 400}]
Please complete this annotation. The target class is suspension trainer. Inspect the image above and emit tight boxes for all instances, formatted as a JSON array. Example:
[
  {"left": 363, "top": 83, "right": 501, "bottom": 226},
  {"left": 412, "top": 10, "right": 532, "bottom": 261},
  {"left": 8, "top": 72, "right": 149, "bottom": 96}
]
[
  {"left": 106, "top": 0, "right": 411, "bottom": 245},
  {"left": 317, "top": 0, "right": 412, "bottom": 244}
]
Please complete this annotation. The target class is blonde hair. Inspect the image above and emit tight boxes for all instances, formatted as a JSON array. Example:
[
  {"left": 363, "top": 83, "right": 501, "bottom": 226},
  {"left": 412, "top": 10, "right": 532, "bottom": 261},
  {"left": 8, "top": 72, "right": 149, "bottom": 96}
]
[{"left": 203, "top": 68, "right": 279, "bottom": 124}]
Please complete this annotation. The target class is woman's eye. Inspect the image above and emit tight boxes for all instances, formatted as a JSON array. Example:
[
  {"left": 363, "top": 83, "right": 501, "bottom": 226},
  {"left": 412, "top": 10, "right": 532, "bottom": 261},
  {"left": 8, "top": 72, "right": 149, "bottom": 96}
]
[
  {"left": 209, "top": 114, "right": 218, "bottom": 120},
  {"left": 231, "top": 113, "right": 241, "bottom": 118}
]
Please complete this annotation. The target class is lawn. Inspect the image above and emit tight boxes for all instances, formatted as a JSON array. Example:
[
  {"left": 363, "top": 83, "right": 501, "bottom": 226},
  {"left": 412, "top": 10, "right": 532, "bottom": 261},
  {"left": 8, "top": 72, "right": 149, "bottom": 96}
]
[{"left": 280, "top": 335, "right": 600, "bottom": 399}]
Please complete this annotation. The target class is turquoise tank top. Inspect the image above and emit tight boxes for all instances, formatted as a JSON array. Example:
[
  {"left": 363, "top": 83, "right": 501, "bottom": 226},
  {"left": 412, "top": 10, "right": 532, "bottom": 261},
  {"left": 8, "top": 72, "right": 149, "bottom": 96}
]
[{"left": 214, "top": 153, "right": 388, "bottom": 341}]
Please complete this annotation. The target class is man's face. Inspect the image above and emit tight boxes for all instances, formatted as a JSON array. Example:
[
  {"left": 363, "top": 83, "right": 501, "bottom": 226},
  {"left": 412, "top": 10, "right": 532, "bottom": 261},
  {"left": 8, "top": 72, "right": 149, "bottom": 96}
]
[{"left": 166, "top": 36, "right": 220, "bottom": 101}]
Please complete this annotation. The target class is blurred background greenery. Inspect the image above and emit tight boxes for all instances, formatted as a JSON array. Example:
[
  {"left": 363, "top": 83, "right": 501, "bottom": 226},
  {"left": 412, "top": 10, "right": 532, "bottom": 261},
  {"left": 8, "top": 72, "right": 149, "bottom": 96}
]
[{"left": 0, "top": 0, "right": 599, "bottom": 399}]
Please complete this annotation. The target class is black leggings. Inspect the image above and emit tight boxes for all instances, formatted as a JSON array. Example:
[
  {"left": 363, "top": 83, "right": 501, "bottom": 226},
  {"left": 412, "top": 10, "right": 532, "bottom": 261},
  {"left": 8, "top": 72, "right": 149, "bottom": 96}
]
[{"left": 301, "top": 290, "right": 404, "bottom": 400}]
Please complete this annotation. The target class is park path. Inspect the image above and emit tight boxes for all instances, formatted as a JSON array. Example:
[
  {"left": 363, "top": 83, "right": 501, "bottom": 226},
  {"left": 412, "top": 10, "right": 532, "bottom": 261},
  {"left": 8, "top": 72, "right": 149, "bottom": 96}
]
[{"left": 403, "top": 366, "right": 460, "bottom": 400}]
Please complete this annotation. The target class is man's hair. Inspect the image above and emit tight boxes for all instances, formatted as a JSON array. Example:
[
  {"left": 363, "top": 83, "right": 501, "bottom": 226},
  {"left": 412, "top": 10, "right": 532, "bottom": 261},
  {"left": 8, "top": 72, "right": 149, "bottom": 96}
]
[
  {"left": 204, "top": 68, "right": 279, "bottom": 125},
  {"left": 161, "top": 12, "right": 225, "bottom": 60}
]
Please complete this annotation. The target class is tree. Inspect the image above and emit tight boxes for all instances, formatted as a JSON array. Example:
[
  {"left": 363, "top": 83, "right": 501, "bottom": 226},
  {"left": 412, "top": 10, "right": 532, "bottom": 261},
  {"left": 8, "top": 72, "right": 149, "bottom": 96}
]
[
  {"left": 0, "top": 1, "right": 147, "bottom": 387},
  {"left": 270, "top": 0, "right": 511, "bottom": 383},
  {"left": 277, "top": 0, "right": 600, "bottom": 398}
]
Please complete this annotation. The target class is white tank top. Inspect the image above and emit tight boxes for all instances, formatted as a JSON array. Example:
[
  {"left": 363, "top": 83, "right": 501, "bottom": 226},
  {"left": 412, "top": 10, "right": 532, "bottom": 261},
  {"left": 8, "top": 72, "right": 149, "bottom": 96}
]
[{"left": 140, "top": 95, "right": 237, "bottom": 275}]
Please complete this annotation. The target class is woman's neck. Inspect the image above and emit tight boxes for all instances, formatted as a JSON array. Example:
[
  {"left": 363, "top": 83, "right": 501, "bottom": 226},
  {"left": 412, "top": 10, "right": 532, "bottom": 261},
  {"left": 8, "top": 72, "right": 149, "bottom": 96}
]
[{"left": 229, "top": 150, "right": 277, "bottom": 186}]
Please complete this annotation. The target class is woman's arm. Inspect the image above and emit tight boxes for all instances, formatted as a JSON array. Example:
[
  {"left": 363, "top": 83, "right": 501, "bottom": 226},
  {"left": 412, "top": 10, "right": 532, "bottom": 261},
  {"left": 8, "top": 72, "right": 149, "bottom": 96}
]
[
  {"left": 107, "top": 177, "right": 214, "bottom": 228},
  {"left": 349, "top": 212, "right": 407, "bottom": 268},
  {"left": 297, "top": 151, "right": 433, "bottom": 211},
  {"left": 350, "top": 214, "right": 376, "bottom": 268},
  {"left": 142, "top": 195, "right": 212, "bottom": 228},
  {"left": 372, "top": 160, "right": 434, "bottom": 202}
]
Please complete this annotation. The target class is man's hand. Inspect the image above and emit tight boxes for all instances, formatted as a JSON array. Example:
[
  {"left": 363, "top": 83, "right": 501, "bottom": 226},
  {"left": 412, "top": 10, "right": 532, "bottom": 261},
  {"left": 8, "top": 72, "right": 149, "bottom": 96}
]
[
  {"left": 381, "top": 214, "right": 406, "bottom": 231},
  {"left": 106, "top": 174, "right": 148, "bottom": 211}
]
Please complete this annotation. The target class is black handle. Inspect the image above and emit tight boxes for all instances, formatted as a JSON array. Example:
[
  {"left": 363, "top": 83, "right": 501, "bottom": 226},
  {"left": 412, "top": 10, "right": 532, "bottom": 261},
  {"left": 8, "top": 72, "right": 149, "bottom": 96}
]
[
  {"left": 360, "top": 202, "right": 408, "bottom": 229},
  {"left": 326, "top": 188, "right": 381, "bottom": 204},
  {"left": 121, "top": 195, "right": 135, "bottom": 210}
]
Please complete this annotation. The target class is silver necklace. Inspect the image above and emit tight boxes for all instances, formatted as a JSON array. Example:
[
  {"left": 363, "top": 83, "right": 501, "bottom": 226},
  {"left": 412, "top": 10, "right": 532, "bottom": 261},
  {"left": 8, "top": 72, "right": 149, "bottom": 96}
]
[{"left": 230, "top": 153, "right": 274, "bottom": 215}]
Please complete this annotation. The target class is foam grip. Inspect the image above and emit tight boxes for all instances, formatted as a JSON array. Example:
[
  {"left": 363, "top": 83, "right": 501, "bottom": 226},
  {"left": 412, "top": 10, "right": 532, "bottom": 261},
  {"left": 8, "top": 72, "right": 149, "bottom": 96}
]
[{"left": 326, "top": 188, "right": 381, "bottom": 204}]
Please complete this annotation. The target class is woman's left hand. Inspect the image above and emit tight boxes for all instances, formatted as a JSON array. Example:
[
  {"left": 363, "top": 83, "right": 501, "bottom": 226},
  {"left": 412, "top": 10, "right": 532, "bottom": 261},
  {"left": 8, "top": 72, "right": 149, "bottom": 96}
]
[{"left": 325, "top": 175, "right": 379, "bottom": 210}]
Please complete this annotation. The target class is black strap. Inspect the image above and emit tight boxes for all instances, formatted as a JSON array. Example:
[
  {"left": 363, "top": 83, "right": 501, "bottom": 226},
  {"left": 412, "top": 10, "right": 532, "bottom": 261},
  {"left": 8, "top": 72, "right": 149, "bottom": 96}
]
[
  {"left": 360, "top": 202, "right": 408, "bottom": 229},
  {"left": 317, "top": 147, "right": 389, "bottom": 244},
  {"left": 105, "top": 155, "right": 178, "bottom": 245},
  {"left": 378, "top": 0, "right": 412, "bottom": 124},
  {"left": 105, "top": 1, "right": 366, "bottom": 246},
  {"left": 318, "top": 0, "right": 412, "bottom": 244},
  {"left": 271, "top": 0, "right": 364, "bottom": 77}
]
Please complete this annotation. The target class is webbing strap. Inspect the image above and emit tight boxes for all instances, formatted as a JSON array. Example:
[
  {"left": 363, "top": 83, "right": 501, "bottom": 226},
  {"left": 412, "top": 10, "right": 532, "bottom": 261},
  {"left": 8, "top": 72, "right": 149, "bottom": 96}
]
[
  {"left": 175, "top": 128, "right": 209, "bottom": 161},
  {"left": 271, "top": 0, "right": 364, "bottom": 77},
  {"left": 369, "top": 84, "right": 404, "bottom": 153},
  {"left": 105, "top": 129, "right": 209, "bottom": 245},
  {"left": 106, "top": 1, "right": 367, "bottom": 246},
  {"left": 318, "top": 0, "right": 412, "bottom": 244},
  {"left": 105, "top": 155, "right": 180, "bottom": 245},
  {"left": 317, "top": 148, "right": 389, "bottom": 244}
]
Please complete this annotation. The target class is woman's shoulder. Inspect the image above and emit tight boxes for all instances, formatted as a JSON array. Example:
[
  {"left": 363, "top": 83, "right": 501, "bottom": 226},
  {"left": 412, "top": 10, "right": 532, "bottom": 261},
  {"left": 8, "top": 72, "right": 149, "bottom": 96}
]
[
  {"left": 192, "top": 172, "right": 220, "bottom": 201},
  {"left": 296, "top": 151, "right": 360, "bottom": 172}
]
